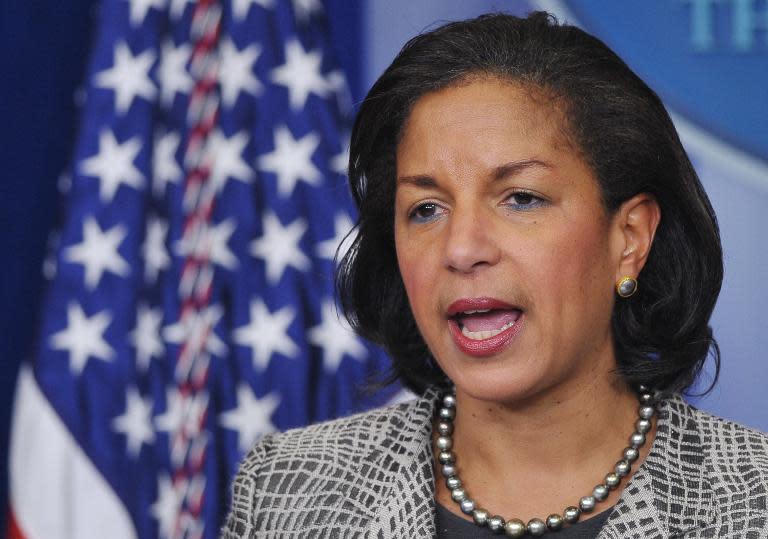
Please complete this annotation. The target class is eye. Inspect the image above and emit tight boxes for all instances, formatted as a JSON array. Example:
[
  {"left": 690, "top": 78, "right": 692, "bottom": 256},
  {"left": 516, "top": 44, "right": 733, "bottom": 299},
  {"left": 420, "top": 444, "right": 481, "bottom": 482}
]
[
  {"left": 503, "top": 190, "right": 546, "bottom": 211},
  {"left": 408, "top": 201, "right": 445, "bottom": 223}
]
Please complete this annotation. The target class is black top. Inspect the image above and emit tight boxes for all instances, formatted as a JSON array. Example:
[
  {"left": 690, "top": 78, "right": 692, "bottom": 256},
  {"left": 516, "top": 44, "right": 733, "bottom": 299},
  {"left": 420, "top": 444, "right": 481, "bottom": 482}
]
[{"left": 435, "top": 503, "right": 612, "bottom": 538}]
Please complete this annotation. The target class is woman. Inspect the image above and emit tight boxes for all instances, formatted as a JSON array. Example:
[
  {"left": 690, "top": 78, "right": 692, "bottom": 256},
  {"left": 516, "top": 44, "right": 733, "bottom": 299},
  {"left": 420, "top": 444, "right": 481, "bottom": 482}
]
[{"left": 222, "top": 12, "right": 768, "bottom": 538}]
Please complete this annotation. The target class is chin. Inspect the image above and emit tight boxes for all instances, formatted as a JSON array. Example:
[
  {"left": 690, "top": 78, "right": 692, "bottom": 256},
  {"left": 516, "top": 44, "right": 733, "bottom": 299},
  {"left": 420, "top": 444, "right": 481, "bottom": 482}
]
[{"left": 444, "top": 357, "right": 558, "bottom": 405}]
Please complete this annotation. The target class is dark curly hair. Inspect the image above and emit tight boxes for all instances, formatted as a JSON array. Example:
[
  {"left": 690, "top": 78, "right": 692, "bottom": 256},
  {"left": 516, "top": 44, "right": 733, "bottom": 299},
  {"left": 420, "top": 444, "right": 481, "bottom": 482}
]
[{"left": 337, "top": 11, "right": 723, "bottom": 395}]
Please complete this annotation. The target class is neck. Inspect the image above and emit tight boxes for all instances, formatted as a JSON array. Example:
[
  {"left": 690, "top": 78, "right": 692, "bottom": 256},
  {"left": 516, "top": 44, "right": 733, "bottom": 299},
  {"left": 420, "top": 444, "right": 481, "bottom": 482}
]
[{"left": 454, "top": 375, "right": 637, "bottom": 468}]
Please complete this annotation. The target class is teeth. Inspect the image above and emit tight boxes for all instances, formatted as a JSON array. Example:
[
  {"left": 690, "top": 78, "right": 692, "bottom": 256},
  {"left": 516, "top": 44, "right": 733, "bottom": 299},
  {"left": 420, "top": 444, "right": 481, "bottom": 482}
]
[
  {"left": 460, "top": 320, "right": 515, "bottom": 340},
  {"left": 462, "top": 309, "right": 491, "bottom": 315}
]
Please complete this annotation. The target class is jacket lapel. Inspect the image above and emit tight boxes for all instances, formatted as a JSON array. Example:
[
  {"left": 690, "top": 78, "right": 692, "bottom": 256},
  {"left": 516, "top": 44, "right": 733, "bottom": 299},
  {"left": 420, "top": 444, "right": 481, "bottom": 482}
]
[
  {"left": 598, "top": 395, "right": 717, "bottom": 538},
  {"left": 361, "top": 387, "right": 440, "bottom": 539}
]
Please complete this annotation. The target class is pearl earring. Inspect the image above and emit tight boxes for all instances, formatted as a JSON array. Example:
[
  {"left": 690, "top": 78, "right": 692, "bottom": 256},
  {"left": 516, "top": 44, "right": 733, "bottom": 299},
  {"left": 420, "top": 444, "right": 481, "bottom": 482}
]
[{"left": 616, "top": 276, "right": 638, "bottom": 298}]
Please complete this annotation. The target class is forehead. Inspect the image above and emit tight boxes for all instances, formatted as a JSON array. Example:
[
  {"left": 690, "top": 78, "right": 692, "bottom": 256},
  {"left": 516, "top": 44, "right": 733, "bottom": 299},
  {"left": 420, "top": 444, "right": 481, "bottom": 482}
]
[{"left": 397, "top": 77, "right": 574, "bottom": 168}]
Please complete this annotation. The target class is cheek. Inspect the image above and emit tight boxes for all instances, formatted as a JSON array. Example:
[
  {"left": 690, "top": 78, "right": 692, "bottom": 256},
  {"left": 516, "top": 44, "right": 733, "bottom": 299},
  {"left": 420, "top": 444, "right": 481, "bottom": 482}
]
[
  {"left": 533, "top": 218, "right": 614, "bottom": 298},
  {"left": 397, "top": 242, "right": 429, "bottom": 313},
  {"left": 396, "top": 227, "right": 441, "bottom": 333}
]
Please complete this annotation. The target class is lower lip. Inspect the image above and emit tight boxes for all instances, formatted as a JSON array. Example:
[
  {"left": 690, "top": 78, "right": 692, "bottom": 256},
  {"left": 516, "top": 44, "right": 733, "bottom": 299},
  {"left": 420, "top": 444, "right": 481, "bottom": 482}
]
[{"left": 448, "top": 314, "right": 524, "bottom": 357}]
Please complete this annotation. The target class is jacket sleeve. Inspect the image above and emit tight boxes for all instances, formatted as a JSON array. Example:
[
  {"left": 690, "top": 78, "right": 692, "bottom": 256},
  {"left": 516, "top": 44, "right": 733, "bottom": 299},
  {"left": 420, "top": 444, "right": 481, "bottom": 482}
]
[{"left": 220, "top": 435, "right": 273, "bottom": 539}]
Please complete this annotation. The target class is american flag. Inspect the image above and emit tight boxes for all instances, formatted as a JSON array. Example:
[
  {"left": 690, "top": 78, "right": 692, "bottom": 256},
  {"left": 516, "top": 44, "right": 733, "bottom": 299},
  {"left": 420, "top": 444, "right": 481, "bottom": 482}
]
[{"left": 8, "top": 1, "right": 396, "bottom": 538}]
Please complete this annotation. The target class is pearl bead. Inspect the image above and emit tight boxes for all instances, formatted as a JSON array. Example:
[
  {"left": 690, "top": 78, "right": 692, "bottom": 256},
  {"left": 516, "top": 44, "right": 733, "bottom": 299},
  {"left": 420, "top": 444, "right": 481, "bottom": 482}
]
[
  {"left": 504, "top": 518, "right": 526, "bottom": 538},
  {"left": 605, "top": 472, "right": 620, "bottom": 488},
  {"left": 460, "top": 498, "right": 475, "bottom": 514},
  {"left": 639, "top": 393, "right": 654, "bottom": 404},
  {"left": 593, "top": 484, "right": 609, "bottom": 501},
  {"left": 436, "top": 436, "right": 453, "bottom": 451},
  {"left": 441, "top": 464, "right": 456, "bottom": 477},
  {"left": 624, "top": 447, "right": 639, "bottom": 462},
  {"left": 629, "top": 432, "right": 646, "bottom": 448},
  {"left": 579, "top": 495, "right": 596, "bottom": 512},
  {"left": 527, "top": 518, "right": 547, "bottom": 536},
  {"left": 636, "top": 418, "right": 652, "bottom": 434},
  {"left": 445, "top": 476, "right": 461, "bottom": 490},
  {"left": 546, "top": 513, "right": 564, "bottom": 530},
  {"left": 437, "top": 421, "right": 453, "bottom": 436},
  {"left": 488, "top": 516, "right": 505, "bottom": 532},
  {"left": 439, "top": 407, "right": 455, "bottom": 420},
  {"left": 473, "top": 508, "right": 489, "bottom": 526},
  {"left": 563, "top": 506, "right": 581, "bottom": 524},
  {"left": 438, "top": 450, "right": 454, "bottom": 464},
  {"left": 443, "top": 394, "right": 457, "bottom": 408},
  {"left": 451, "top": 487, "right": 466, "bottom": 502},
  {"left": 615, "top": 459, "right": 631, "bottom": 477},
  {"left": 638, "top": 384, "right": 650, "bottom": 393},
  {"left": 638, "top": 405, "right": 654, "bottom": 419}
]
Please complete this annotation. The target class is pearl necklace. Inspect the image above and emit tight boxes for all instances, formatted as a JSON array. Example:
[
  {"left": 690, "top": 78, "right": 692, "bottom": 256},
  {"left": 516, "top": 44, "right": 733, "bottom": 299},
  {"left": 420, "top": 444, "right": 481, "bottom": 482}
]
[{"left": 435, "top": 387, "right": 656, "bottom": 537}]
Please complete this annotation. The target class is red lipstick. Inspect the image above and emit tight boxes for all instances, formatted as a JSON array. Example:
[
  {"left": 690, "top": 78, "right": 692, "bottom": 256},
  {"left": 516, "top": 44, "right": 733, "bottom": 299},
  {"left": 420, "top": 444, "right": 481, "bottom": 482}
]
[{"left": 446, "top": 297, "right": 523, "bottom": 357}]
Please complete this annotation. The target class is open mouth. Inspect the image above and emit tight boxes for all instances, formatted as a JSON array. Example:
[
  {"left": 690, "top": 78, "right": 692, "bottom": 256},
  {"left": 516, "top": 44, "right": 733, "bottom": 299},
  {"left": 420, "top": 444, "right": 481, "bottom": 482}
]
[
  {"left": 446, "top": 298, "right": 525, "bottom": 356},
  {"left": 453, "top": 308, "right": 522, "bottom": 341}
]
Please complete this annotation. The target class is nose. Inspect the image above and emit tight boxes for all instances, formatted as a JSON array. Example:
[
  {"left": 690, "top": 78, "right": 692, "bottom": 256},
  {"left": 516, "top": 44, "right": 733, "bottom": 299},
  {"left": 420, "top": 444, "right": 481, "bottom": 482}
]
[{"left": 443, "top": 205, "right": 501, "bottom": 273}]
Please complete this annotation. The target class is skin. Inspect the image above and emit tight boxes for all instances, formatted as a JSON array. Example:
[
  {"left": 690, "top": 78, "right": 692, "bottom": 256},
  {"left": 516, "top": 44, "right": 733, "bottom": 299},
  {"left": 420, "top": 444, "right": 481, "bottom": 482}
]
[{"left": 394, "top": 77, "right": 661, "bottom": 521}]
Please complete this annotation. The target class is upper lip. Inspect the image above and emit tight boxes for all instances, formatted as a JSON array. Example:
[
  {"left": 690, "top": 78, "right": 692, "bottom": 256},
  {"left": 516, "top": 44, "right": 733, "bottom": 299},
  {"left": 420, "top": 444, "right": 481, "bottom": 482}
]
[{"left": 446, "top": 297, "right": 521, "bottom": 317}]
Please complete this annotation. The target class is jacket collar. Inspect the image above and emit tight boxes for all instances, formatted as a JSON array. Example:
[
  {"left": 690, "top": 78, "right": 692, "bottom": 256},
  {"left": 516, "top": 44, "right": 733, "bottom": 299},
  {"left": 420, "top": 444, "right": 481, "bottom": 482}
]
[
  {"left": 598, "top": 394, "right": 717, "bottom": 537},
  {"left": 361, "top": 390, "right": 717, "bottom": 538}
]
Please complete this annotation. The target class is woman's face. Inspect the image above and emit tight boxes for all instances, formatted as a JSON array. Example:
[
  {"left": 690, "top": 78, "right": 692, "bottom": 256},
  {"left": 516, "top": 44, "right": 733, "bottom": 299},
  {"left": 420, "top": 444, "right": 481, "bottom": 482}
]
[{"left": 394, "top": 78, "right": 628, "bottom": 404}]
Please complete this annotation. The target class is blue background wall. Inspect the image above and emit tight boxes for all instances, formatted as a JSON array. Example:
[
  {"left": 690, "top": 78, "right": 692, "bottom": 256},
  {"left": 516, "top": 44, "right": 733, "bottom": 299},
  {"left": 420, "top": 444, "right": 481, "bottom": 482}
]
[{"left": 2, "top": 0, "right": 766, "bottom": 534}]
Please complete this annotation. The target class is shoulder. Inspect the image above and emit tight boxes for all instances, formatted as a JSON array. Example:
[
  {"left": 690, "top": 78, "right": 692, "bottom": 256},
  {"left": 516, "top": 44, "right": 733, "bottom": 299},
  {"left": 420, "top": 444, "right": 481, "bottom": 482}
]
[
  {"left": 666, "top": 395, "right": 768, "bottom": 458},
  {"left": 236, "top": 396, "right": 420, "bottom": 479},
  {"left": 663, "top": 395, "right": 768, "bottom": 492},
  {"left": 221, "top": 390, "right": 436, "bottom": 538}
]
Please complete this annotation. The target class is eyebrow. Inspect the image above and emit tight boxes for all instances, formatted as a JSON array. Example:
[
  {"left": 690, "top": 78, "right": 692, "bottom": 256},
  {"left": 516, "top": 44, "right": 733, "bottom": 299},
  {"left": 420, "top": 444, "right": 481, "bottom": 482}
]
[{"left": 397, "top": 159, "right": 550, "bottom": 187}]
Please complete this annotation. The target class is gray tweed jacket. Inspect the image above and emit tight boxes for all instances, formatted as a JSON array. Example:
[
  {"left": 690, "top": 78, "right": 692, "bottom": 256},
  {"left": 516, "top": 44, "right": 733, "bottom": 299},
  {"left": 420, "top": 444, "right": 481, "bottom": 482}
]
[{"left": 221, "top": 387, "right": 768, "bottom": 538}]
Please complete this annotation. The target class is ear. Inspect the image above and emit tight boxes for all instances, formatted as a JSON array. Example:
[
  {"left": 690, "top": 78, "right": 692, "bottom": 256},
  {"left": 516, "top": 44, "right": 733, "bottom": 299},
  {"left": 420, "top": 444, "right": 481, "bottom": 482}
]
[{"left": 611, "top": 193, "right": 661, "bottom": 280}]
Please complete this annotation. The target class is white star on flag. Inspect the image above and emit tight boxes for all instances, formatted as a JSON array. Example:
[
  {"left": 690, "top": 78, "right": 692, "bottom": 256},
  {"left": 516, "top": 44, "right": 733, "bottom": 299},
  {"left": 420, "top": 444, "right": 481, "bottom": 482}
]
[
  {"left": 64, "top": 217, "right": 130, "bottom": 289},
  {"left": 250, "top": 212, "right": 309, "bottom": 284},
  {"left": 206, "top": 129, "right": 252, "bottom": 195},
  {"left": 157, "top": 40, "right": 193, "bottom": 107},
  {"left": 326, "top": 70, "right": 353, "bottom": 113},
  {"left": 112, "top": 387, "right": 155, "bottom": 457},
  {"left": 130, "top": 304, "right": 164, "bottom": 371},
  {"left": 316, "top": 212, "right": 355, "bottom": 264},
  {"left": 330, "top": 135, "right": 350, "bottom": 175},
  {"left": 127, "top": 0, "right": 166, "bottom": 27},
  {"left": 308, "top": 300, "right": 367, "bottom": 373},
  {"left": 219, "top": 39, "right": 263, "bottom": 107},
  {"left": 142, "top": 216, "right": 171, "bottom": 283},
  {"left": 291, "top": 0, "right": 323, "bottom": 23},
  {"left": 326, "top": 69, "right": 348, "bottom": 94},
  {"left": 150, "top": 474, "right": 187, "bottom": 539},
  {"left": 232, "top": 0, "right": 273, "bottom": 20},
  {"left": 233, "top": 299, "right": 299, "bottom": 370},
  {"left": 174, "top": 218, "right": 239, "bottom": 270},
  {"left": 220, "top": 384, "right": 280, "bottom": 454},
  {"left": 270, "top": 39, "right": 330, "bottom": 110},
  {"left": 168, "top": 0, "right": 194, "bottom": 19},
  {"left": 80, "top": 129, "right": 144, "bottom": 203},
  {"left": 163, "top": 304, "right": 227, "bottom": 357},
  {"left": 49, "top": 302, "right": 115, "bottom": 375},
  {"left": 94, "top": 41, "right": 156, "bottom": 114},
  {"left": 152, "top": 130, "right": 182, "bottom": 198},
  {"left": 257, "top": 125, "right": 321, "bottom": 197}
]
